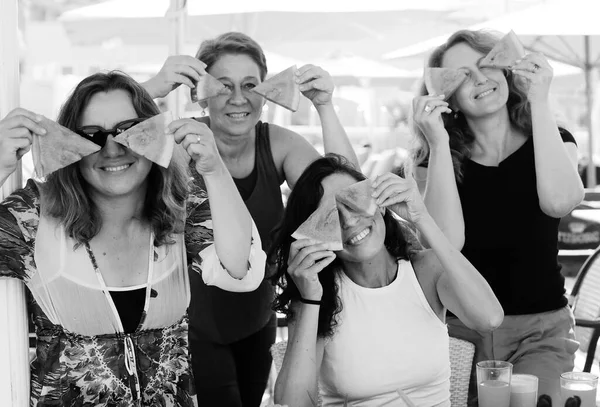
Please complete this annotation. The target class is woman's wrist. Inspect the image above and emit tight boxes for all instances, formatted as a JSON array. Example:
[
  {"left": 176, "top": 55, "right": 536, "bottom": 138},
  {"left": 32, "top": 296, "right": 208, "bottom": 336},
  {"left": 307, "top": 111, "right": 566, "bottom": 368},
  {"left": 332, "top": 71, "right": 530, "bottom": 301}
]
[
  {"left": 314, "top": 102, "right": 334, "bottom": 115},
  {"left": 299, "top": 297, "right": 322, "bottom": 306}
]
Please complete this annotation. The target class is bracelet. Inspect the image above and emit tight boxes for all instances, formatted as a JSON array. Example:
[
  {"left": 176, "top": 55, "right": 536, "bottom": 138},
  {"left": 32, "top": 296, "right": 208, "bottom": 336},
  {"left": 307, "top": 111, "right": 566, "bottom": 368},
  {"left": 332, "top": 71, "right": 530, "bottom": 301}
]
[{"left": 299, "top": 297, "right": 322, "bottom": 306}]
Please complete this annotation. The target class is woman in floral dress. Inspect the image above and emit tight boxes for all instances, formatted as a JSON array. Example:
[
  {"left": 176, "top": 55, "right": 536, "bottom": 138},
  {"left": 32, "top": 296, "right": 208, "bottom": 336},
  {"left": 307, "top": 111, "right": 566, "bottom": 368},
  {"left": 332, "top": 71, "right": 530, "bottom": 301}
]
[{"left": 0, "top": 71, "right": 266, "bottom": 406}]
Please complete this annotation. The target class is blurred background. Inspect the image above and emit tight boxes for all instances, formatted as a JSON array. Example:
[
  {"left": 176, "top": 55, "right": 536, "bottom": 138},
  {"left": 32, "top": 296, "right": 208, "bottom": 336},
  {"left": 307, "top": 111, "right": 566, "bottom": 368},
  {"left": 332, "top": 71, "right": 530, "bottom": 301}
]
[
  {"left": 9, "top": 0, "right": 596, "bottom": 182},
  {"left": 5, "top": 0, "right": 600, "bottom": 270}
]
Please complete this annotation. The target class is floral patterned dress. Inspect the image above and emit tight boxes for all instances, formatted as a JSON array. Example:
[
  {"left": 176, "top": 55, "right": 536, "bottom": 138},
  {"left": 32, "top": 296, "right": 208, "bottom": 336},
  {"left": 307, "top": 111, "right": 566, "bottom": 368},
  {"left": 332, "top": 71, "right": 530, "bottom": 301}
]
[{"left": 0, "top": 179, "right": 266, "bottom": 407}]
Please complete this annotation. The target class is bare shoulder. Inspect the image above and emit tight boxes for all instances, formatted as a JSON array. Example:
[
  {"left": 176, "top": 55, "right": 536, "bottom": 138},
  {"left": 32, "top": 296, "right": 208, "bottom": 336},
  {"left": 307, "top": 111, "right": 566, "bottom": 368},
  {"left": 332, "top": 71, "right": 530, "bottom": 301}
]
[
  {"left": 268, "top": 123, "right": 316, "bottom": 155},
  {"left": 410, "top": 249, "right": 444, "bottom": 285},
  {"left": 267, "top": 123, "right": 320, "bottom": 187},
  {"left": 410, "top": 250, "right": 445, "bottom": 317}
]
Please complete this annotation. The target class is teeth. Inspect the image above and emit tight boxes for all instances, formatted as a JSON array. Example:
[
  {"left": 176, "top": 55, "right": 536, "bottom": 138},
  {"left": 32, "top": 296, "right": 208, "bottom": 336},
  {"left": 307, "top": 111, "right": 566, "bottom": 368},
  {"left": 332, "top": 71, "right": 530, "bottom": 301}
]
[
  {"left": 476, "top": 89, "right": 494, "bottom": 99},
  {"left": 348, "top": 228, "right": 370, "bottom": 245},
  {"left": 228, "top": 113, "right": 248, "bottom": 119},
  {"left": 104, "top": 165, "right": 129, "bottom": 172}
]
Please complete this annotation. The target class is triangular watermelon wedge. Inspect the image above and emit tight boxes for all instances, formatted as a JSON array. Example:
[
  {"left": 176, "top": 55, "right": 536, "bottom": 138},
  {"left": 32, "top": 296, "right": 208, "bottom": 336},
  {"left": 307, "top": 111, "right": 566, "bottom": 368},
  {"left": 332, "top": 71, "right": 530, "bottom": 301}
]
[
  {"left": 113, "top": 111, "right": 175, "bottom": 168},
  {"left": 190, "top": 74, "right": 227, "bottom": 103},
  {"left": 32, "top": 117, "right": 101, "bottom": 178},
  {"left": 335, "top": 179, "right": 378, "bottom": 217},
  {"left": 424, "top": 67, "right": 468, "bottom": 99},
  {"left": 480, "top": 30, "right": 525, "bottom": 69},
  {"left": 292, "top": 195, "right": 343, "bottom": 251},
  {"left": 251, "top": 65, "right": 300, "bottom": 112}
]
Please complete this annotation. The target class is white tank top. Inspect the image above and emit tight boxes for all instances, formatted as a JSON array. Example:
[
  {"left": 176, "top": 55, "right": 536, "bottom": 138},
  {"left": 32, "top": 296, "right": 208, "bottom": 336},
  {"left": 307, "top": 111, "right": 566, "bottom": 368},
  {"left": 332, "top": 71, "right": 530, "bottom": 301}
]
[{"left": 319, "top": 259, "right": 451, "bottom": 407}]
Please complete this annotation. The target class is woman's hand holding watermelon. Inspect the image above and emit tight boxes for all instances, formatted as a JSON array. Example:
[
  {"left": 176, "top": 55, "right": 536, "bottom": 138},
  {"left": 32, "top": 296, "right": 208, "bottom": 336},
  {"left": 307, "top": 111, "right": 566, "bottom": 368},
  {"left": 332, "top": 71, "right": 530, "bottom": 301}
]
[
  {"left": 412, "top": 95, "right": 451, "bottom": 147},
  {"left": 511, "top": 52, "right": 553, "bottom": 105},
  {"left": 287, "top": 239, "right": 336, "bottom": 302},
  {"left": 0, "top": 108, "right": 46, "bottom": 184},
  {"left": 170, "top": 119, "right": 225, "bottom": 176},
  {"left": 371, "top": 164, "right": 428, "bottom": 226},
  {"left": 142, "top": 55, "right": 208, "bottom": 99},
  {"left": 296, "top": 64, "right": 335, "bottom": 107}
]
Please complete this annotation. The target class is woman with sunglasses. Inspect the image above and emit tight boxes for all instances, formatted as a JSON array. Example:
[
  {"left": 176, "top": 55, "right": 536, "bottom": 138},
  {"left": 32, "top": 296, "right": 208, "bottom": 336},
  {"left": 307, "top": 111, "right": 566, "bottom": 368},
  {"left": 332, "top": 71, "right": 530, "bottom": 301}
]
[
  {"left": 412, "top": 30, "right": 584, "bottom": 405},
  {"left": 0, "top": 71, "right": 266, "bottom": 406},
  {"left": 142, "top": 32, "right": 358, "bottom": 406}
]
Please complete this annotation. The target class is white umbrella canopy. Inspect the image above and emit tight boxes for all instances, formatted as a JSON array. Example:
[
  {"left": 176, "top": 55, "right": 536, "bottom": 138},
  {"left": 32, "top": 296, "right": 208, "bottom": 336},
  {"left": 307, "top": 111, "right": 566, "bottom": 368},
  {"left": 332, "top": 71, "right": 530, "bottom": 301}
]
[
  {"left": 384, "top": 0, "right": 600, "bottom": 67},
  {"left": 58, "top": 0, "right": 493, "bottom": 61},
  {"left": 60, "top": 0, "right": 460, "bottom": 19},
  {"left": 382, "top": 0, "right": 600, "bottom": 185}
]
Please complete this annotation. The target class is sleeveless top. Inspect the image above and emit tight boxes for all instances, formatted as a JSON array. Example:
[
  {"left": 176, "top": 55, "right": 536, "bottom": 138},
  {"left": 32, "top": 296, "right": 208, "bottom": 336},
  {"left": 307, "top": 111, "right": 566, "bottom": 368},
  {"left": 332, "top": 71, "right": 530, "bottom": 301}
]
[
  {"left": 188, "top": 119, "right": 284, "bottom": 344},
  {"left": 320, "top": 260, "right": 451, "bottom": 407}
]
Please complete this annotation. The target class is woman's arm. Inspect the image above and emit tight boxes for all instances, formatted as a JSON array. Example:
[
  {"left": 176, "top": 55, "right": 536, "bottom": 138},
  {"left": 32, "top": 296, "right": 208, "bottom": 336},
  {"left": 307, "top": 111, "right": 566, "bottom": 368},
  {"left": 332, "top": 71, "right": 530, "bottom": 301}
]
[
  {"left": 297, "top": 65, "right": 359, "bottom": 167},
  {"left": 275, "top": 303, "right": 326, "bottom": 407},
  {"left": 417, "top": 214, "right": 504, "bottom": 332},
  {"left": 373, "top": 170, "right": 503, "bottom": 332},
  {"left": 274, "top": 239, "right": 334, "bottom": 406},
  {"left": 512, "top": 53, "right": 584, "bottom": 217},
  {"left": 412, "top": 96, "right": 465, "bottom": 249},
  {"left": 173, "top": 119, "right": 264, "bottom": 282}
]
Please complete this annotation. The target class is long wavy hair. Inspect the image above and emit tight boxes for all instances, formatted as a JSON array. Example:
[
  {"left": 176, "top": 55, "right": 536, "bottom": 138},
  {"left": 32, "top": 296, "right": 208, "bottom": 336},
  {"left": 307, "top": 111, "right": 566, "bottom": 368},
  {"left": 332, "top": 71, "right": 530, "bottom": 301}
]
[
  {"left": 412, "top": 30, "right": 532, "bottom": 181},
  {"left": 270, "top": 154, "right": 420, "bottom": 338},
  {"left": 39, "top": 71, "right": 189, "bottom": 247}
]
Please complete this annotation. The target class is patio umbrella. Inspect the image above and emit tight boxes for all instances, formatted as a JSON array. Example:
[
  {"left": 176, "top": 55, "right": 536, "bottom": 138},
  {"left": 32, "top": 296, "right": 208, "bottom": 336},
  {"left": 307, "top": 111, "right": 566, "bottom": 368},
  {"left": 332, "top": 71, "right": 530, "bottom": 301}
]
[
  {"left": 57, "top": 0, "right": 485, "bottom": 60},
  {"left": 382, "top": 0, "right": 600, "bottom": 186}
]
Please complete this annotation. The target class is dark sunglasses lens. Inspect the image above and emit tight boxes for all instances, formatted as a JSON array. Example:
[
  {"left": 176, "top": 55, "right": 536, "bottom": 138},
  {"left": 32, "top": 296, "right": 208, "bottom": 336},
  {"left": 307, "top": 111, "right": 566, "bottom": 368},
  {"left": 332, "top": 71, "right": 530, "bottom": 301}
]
[
  {"left": 116, "top": 119, "right": 142, "bottom": 133},
  {"left": 77, "top": 128, "right": 108, "bottom": 147}
]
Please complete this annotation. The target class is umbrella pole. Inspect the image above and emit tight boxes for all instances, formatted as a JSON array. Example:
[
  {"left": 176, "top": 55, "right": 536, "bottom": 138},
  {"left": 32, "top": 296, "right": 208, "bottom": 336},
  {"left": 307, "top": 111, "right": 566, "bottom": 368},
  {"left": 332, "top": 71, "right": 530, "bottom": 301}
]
[
  {"left": 0, "top": 1, "right": 29, "bottom": 405},
  {"left": 167, "top": 0, "right": 187, "bottom": 117},
  {"left": 585, "top": 35, "right": 596, "bottom": 187}
]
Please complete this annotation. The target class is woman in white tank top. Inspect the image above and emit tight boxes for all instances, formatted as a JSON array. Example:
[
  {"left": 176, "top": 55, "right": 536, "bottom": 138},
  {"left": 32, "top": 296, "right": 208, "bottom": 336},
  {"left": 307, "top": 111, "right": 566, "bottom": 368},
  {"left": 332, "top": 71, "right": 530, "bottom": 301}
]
[{"left": 270, "top": 155, "right": 504, "bottom": 407}]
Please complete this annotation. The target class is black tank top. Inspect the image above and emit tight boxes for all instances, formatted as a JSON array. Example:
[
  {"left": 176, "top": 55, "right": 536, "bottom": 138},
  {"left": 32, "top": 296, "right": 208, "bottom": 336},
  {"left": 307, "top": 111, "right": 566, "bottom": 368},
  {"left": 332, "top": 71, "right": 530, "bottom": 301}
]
[{"left": 187, "top": 120, "right": 284, "bottom": 344}]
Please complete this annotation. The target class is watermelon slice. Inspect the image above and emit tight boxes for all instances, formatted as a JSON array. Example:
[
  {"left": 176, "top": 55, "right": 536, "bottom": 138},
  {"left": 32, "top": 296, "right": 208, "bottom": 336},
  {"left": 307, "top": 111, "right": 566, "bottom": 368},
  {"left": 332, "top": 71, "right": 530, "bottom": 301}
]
[
  {"left": 32, "top": 117, "right": 101, "bottom": 178},
  {"left": 292, "top": 195, "right": 343, "bottom": 251},
  {"left": 190, "top": 74, "right": 227, "bottom": 103},
  {"left": 335, "top": 179, "right": 378, "bottom": 217},
  {"left": 480, "top": 30, "right": 525, "bottom": 69},
  {"left": 251, "top": 65, "right": 300, "bottom": 112},
  {"left": 113, "top": 111, "right": 175, "bottom": 168},
  {"left": 424, "top": 67, "right": 468, "bottom": 99}
]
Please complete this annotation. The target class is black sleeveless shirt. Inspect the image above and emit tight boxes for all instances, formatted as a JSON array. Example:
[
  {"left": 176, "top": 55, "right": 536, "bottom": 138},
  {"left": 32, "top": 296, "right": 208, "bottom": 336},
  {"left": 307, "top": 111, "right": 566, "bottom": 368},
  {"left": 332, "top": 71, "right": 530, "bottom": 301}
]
[
  {"left": 187, "top": 120, "right": 284, "bottom": 344},
  {"left": 457, "top": 128, "right": 576, "bottom": 315}
]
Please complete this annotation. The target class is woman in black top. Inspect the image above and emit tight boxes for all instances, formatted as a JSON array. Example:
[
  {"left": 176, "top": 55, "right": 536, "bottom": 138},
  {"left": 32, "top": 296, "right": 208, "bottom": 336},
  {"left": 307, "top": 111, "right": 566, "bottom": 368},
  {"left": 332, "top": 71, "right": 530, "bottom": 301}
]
[
  {"left": 142, "top": 32, "right": 358, "bottom": 406},
  {"left": 412, "top": 29, "right": 584, "bottom": 406}
]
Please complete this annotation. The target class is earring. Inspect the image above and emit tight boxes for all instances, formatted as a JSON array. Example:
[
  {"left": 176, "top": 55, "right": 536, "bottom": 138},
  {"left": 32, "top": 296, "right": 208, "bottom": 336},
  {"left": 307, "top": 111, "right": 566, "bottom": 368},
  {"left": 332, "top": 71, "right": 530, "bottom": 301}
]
[
  {"left": 453, "top": 111, "right": 460, "bottom": 120},
  {"left": 201, "top": 108, "right": 206, "bottom": 117}
]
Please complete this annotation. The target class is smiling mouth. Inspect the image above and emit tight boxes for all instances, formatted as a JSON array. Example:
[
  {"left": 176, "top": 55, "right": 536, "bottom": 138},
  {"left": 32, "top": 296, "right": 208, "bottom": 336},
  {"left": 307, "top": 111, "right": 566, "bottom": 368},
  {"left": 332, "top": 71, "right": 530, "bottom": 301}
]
[
  {"left": 475, "top": 88, "right": 496, "bottom": 99},
  {"left": 102, "top": 164, "right": 132, "bottom": 172},
  {"left": 346, "top": 227, "right": 371, "bottom": 246},
  {"left": 226, "top": 113, "right": 250, "bottom": 119}
]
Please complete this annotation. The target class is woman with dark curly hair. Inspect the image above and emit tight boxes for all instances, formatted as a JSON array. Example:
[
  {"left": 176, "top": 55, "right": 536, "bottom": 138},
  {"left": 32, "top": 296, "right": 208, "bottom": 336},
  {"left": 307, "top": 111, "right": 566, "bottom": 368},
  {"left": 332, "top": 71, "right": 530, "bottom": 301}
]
[
  {"left": 270, "top": 154, "right": 503, "bottom": 407},
  {"left": 412, "top": 29, "right": 584, "bottom": 405}
]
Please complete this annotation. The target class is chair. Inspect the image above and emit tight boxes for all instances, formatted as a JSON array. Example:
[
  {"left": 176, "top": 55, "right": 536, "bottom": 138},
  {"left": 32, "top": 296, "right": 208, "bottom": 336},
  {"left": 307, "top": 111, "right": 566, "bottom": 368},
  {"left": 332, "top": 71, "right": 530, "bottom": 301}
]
[
  {"left": 448, "top": 337, "right": 475, "bottom": 407},
  {"left": 569, "top": 246, "right": 600, "bottom": 372},
  {"left": 269, "top": 336, "right": 475, "bottom": 407}
]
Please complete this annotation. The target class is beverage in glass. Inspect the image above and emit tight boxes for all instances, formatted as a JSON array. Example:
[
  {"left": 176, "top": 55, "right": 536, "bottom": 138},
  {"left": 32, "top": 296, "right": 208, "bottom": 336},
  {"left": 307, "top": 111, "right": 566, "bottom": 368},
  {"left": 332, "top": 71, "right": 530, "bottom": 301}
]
[
  {"left": 477, "top": 360, "right": 512, "bottom": 407},
  {"left": 509, "top": 374, "right": 538, "bottom": 407},
  {"left": 560, "top": 372, "right": 598, "bottom": 407}
]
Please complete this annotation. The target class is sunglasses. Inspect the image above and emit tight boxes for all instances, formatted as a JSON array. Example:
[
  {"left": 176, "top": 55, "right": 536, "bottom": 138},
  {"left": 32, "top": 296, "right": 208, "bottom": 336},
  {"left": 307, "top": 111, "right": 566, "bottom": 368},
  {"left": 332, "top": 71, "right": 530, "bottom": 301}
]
[{"left": 75, "top": 118, "right": 146, "bottom": 148}]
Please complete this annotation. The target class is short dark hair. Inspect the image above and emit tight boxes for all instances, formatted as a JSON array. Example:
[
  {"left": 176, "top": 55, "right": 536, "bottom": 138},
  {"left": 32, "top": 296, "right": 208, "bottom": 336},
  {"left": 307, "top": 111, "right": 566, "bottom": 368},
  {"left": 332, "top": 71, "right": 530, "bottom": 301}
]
[
  {"left": 270, "top": 154, "right": 420, "bottom": 338},
  {"left": 195, "top": 32, "right": 268, "bottom": 81},
  {"left": 41, "top": 71, "right": 189, "bottom": 248}
]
